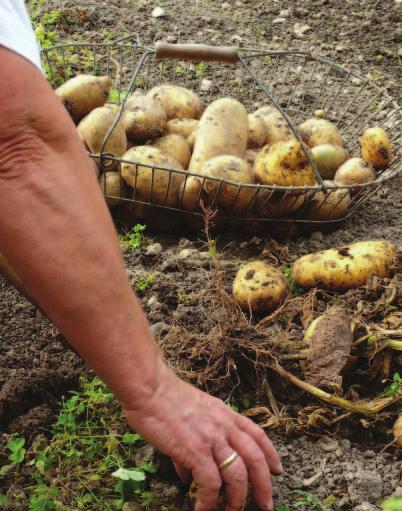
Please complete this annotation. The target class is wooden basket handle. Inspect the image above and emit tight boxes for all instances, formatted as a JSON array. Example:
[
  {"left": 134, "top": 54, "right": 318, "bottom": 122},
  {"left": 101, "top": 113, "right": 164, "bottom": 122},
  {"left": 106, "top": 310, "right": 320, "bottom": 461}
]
[{"left": 155, "top": 42, "right": 239, "bottom": 64}]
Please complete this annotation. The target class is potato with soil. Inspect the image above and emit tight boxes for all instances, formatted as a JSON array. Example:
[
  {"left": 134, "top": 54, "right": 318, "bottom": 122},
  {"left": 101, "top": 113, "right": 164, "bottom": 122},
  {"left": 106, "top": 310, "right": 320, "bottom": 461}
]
[
  {"left": 256, "top": 192, "right": 305, "bottom": 218},
  {"left": 122, "top": 95, "right": 167, "bottom": 142},
  {"left": 360, "top": 127, "right": 392, "bottom": 169},
  {"left": 248, "top": 113, "right": 267, "bottom": 149},
  {"left": 311, "top": 144, "right": 349, "bottom": 179},
  {"left": 99, "top": 172, "right": 127, "bottom": 206},
  {"left": 77, "top": 107, "right": 127, "bottom": 167},
  {"left": 151, "top": 134, "right": 191, "bottom": 169},
  {"left": 299, "top": 118, "right": 343, "bottom": 148},
  {"left": 232, "top": 261, "right": 289, "bottom": 313},
  {"left": 203, "top": 155, "right": 254, "bottom": 211},
  {"left": 334, "top": 157, "right": 376, "bottom": 186},
  {"left": 55, "top": 75, "right": 112, "bottom": 122},
  {"left": 189, "top": 98, "right": 248, "bottom": 173},
  {"left": 304, "top": 181, "right": 351, "bottom": 221},
  {"left": 147, "top": 84, "right": 203, "bottom": 120},
  {"left": 292, "top": 240, "right": 396, "bottom": 291},
  {"left": 254, "top": 140, "right": 316, "bottom": 188},
  {"left": 255, "top": 106, "right": 294, "bottom": 145},
  {"left": 179, "top": 176, "right": 206, "bottom": 211},
  {"left": 121, "top": 146, "right": 184, "bottom": 206},
  {"left": 166, "top": 118, "right": 199, "bottom": 140}
]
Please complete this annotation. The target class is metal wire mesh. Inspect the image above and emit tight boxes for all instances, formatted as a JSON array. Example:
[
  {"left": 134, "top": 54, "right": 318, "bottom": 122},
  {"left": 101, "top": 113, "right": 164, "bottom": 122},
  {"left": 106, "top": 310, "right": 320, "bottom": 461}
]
[{"left": 42, "top": 36, "right": 401, "bottom": 231}]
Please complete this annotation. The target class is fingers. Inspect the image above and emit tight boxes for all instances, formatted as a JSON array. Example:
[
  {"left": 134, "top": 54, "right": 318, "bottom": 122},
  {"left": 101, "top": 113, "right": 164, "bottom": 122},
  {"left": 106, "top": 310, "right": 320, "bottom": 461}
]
[
  {"left": 214, "top": 444, "right": 248, "bottom": 511},
  {"left": 229, "top": 431, "right": 273, "bottom": 511},
  {"left": 236, "top": 414, "right": 283, "bottom": 475},
  {"left": 192, "top": 456, "right": 222, "bottom": 511},
  {"left": 173, "top": 459, "right": 192, "bottom": 483}
]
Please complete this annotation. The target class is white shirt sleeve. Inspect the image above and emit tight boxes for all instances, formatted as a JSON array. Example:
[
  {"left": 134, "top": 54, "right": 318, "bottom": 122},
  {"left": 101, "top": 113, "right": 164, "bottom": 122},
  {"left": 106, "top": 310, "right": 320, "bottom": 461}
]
[{"left": 0, "top": 0, "right": 42, "bottom": 71}]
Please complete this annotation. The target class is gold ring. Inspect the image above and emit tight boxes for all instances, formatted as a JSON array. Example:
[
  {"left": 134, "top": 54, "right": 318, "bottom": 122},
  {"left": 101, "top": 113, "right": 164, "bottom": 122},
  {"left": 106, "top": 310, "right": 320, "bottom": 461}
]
[{"left": 218, "top": 451, "right": 238, "bottom": 471}]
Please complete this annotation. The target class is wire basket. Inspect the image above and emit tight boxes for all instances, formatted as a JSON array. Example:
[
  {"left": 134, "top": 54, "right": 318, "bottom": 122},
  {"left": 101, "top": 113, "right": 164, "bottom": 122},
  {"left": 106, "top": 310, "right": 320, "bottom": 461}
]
[{"left": 42, "top": 36, "right": 401, "bottom": 233}]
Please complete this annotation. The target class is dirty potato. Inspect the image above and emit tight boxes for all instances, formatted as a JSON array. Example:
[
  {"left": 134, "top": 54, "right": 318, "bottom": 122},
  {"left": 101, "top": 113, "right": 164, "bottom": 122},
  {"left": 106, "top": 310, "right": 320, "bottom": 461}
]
[
  {"left": 255, "top": 106, "right": 294, "bottom": 145},
  {"left": 147, "top": 84, "right": 203, "bottom": 120},
  {"left": 311, "top": 144, "right": 349, "bottom": 179},
  {"left": 334, "top": 157, "right": 376, "bottom": 186},
  {"left": 152, "top": 134, "right": 191, "bottom": 169},
  {"left": 292, "top": 240, "right": 396, "bottom": 291},
  {"left": 299, "top": 118, "right": 343, "bottom": 148},
  {"left": 360, "top": 127, "right": 392, "bottom": 169},
  {"left": 166, "top": 118, "right": 199, "bottom": 140},
  {"left": 304, "top": 181, "right": 351, "bottom": 221},
  {"left": 248, "top": 113, "right": 267, "bottom": 148},
  {"left": 98, "top": 172, "right": 127, "bottom": 206},
  {"left": 256, "top": 192, "right": 305, "bottom": 218},
  {"left": 122, "top": 95, "right": 167, "bottom": 142},
  {"left": 232, "top": 261, "right": 290, "bottom": 313}
]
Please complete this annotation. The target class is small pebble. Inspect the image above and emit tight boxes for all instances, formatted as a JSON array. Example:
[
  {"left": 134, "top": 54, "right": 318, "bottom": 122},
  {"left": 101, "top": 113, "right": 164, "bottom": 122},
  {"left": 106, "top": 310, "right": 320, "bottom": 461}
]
[
  {"left": 152, "top": 7, "right": 166, "bottom": 18},
  {"left": 318, "top": 437, "right": 339, "bottom": 452},
  {"left": 146, "top": 243, "right": 163, "bottom": 256}
]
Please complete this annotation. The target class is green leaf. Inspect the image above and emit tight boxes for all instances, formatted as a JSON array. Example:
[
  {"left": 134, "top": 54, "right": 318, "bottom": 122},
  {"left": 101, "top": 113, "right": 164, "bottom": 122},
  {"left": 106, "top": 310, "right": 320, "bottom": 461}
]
[
  {"left": 140, "top": 463, "right": 157, "bottom": 474},
  {"left": 9, "top": 448, "right": 26, "bottom": 463},
  {"left": 0, "top": 494, "right": 6, "bottom": 505},
  {"left": 0, "top": 464, "right": 14, "bottom": 477},
  {"left": 112, "top": 468, "right": 146, "bottom": 482},
  {"left": 7, "top": 437, "right": 25, "bottom": 452},
  {"left": 382, "top": 497, "right": 402, "bottom": 511},
  {"left": 122, "top": 433, "right": 141, "bottom": 445}
]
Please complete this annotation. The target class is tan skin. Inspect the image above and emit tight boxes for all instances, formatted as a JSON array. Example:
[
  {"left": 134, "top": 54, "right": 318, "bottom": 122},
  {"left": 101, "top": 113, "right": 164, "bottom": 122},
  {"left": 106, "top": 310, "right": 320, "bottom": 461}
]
[{"left": 0, "top": 47, "right": 282, "bottom": 511}]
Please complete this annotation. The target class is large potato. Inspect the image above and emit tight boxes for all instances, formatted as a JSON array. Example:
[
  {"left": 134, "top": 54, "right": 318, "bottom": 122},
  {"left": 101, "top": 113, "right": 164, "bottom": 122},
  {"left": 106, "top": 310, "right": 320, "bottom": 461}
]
[
  {"left": 299, "top": 118, "right": 343, "bottom": 148},
  {"left": 304, "top": 181, "right": 350, "bottom": 221},
  {"left": 203, "top": 156, "right": 254, "bottom": 212},
  {"left": 122, "top": 95, "right": 167, "bottom": 142},
  {"left": 189, "top": 98, "right": 248, "bottom": 173},
  {"left": 99, "top": 172, "right": 127, "bottom": 206},
  {"left": 248, "top": 113, "right": 267, "bottom": 149},
  {"left": 78, "top": 107, "right": 127, "bottom": 167},
  {"left": 254, "top": 140, "right": 316, "bottom": 188},
  {"left": 311, "top": 144, "right": 349, "bottom": 179},
  {"left": 165, "top": 118, "right": 199, "bottom": 140},
  {"left": 334, "top": 157, "right": 376, "bottom": 186},
  {"left": 292, "top": 240, "right": 396, "bottom": 291},
  {"left": 55, "top": 74, "right": 112, "bottom": 122},
  {"left": 147, "top": 85, "right": 203, "bottom": 120},
  {"left": 232, "top": 261, "right": 289, "bottom": 313},
  {"left": 152, "top": 134, "right": 191, "bottom": 169},
  {"left": 121, "top": 146, "right": 184, "bottom": 206},
  {"left": 255, "top": 106, "right": 294, "bottom": 145},
  {"left": 256, "top": 192, "right": 304, "bottom": 218},
  {"left": 360, "top": 127, "right": 392, "bottom": 169}
]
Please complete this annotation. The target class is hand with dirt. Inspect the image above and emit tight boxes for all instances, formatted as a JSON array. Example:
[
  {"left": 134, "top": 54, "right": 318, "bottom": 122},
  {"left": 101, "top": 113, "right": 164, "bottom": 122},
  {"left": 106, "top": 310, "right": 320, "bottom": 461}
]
[{"left": 122, "top": 362, "right": 283, "bottom": 511}]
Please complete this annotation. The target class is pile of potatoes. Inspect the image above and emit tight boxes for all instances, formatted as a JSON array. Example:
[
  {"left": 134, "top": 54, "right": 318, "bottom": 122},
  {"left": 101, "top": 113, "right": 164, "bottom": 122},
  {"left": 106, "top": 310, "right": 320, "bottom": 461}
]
[{"left": 55, "top": 74, "right": 393, "bottom": 224}]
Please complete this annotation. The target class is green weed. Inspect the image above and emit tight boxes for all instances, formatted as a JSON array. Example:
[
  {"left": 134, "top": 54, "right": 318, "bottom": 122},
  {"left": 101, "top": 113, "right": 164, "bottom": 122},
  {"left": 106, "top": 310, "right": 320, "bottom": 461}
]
[
  {"left": 120, "top": 224, "right": 147, "bottom": 250},
  {"left": 382, "top": 497, "right": 402, "bottom": 510},
  {"left": 384, "top": 372, "right": 402, "bottom": 397},
  {"left": 7, "top": 437, "right": 26, "bottom": 464},
  {"left": 195, "top": 62, "right": 206, "bottom": 78},
  {"left": 135, "top": 273, "right": 156, "bottom": 292},
  {"left": 282, "top": 266, "right": 304, "bottom": 296}
]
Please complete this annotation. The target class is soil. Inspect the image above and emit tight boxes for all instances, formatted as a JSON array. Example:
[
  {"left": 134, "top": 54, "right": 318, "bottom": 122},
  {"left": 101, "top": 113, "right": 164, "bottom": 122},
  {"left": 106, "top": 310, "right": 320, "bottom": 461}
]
[{"left": 1, "top": 0, "right": 401, "bottom": 509}]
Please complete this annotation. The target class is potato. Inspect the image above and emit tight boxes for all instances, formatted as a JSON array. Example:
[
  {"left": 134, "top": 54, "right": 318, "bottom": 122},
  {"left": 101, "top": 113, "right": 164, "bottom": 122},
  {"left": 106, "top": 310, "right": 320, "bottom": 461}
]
[
  {"left": 187, "top": 130, "right": 197, "bottom": 151},
  {"left": 245, "top": 149, "right": 259, "bottom": 168},
  {"left": 248, "top": 113, "right": 267, "bottom": 149},
  {"left": 55, "top": 75, "right": 112, "bottom": 122},
  {"left": 152, "top": 134, "right": 191, "bottom": 169},
  {"left": 189, "top": 98, "right": 248, "bottom": 173},
  {"left": 334, "top": 157, "right": 376, "bottom": 186},
  {"left": 99, "top": 172, "right": 127, "bottom": 206},
  {"left": 360, "top": 127, "right": 392, "bottom": 169},
  {"left": 292, "top": 240, "right": 396, "bottom": 291},
  {"left": 121, "top": 146, "right": 184, "bottom": 206},
  {"left": 255, "top": 106, "right": 294, "bottom": 145},
  {"left": 311, "top": 144, "right": 349, "bottom": 179},
  {"left": 203, "top": 156, "right": 254, "bottom": 211},
  {"left": 299, "top": 118, "right": 343, "bottom": 148},
  {"left": 166, "top": 118, "right": 199, "bottom": 140},
  {"left": 393, "top": 416, "right": 402, "bottom": 448},
  {"left": 304, "top": 181, "right": 350, "bottom": 221},
  {"left": 122, "top": 95, "right": 167, "bottom": 142},
  {"left": 179, "top": 176, "right": 205, "bottom": 211},
  {"left": 77, "top": 107, "right": 127, "bottom": 168},
  {"left": 254, "top": 140, "right": 316, "bottom": 188},
  {"left": 122, "top": 198, "right": 182, "bottom": 232},
  {"left": 232, "top": 261, "right": 289, "bottom": 313},
  {"left": 256, "top": 192, "right": 304, "bottom": 218},
  {"left": 147, "top": 84, "right": 203, "bottom": 120}
]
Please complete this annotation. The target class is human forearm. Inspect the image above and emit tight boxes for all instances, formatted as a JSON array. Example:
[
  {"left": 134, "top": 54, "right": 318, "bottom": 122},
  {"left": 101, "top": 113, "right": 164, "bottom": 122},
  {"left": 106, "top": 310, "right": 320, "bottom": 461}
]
[{"left": 0, "top": 48, "right": 163, "bottom": 406}]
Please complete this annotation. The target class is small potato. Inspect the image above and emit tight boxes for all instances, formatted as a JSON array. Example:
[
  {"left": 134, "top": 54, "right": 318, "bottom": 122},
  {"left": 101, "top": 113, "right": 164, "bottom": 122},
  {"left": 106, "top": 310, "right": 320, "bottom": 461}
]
[
  {"left": 292, "top": 240, "right": 396, "bottom": 291},
  {"left": 254, "top": 140, "right": 316, "bottom": 188},
  {"left": 166, "top": 118, "right": 199, "bottom": 139},
  {"left": 189, "top": 98, "right": 248, "bottom": 173},
  {"left": 121, "top": 146, "right": 184, "bottom": 207},
  {"left": 148, "top": 84, "right": 203, "bottom": 120},
  {"left": 304, "top": 181, "right": 350, "bottom": 221},
  {"left": 255, "top": 106, "right": 294, "bottom": 145},
  {"left": 179, "top": 176, "right": 206, "bottom": 211},
  {"left": 311, "top": 144, "right": 349, "bottom": 179},
  {"left": 55, "top": 74, "right": 112, "bottom": 122},
  {"left": 187, "top": 129, "right": 197, "bottom": 151},
  {"left": 203, "top": 156, "right": 254, "bottom": 211},
  {"left": 299, "top": 118, "right": 343, "bottom": 148},
  {"left": 256, "top": 192, "right": 304, "bottom": 218},
  {"left": 78, "top": 107, "right": 127, "bottom": 167},
  {"left": 334, "top": 157, "right": 376, "bottom": 186},
  {"left": 123, "top": 95, "right": 167, "bottom": 142},
  {"left": 360, "top": 127, "right": 392, "bottom": 169},
  {"left": 248, "top": 113, "right": 267, "bottom": 148},
  {"left": 152, "top": 134, "right": 191, "bottom": 169},
  {"left": 98, "top": 172, "right": 127, "bottom": 206},
  {"left": 232, "top": 261, "right": 289, "bottom": 313},
  {"left": 393, "top": 416, "right": 402, "bottom": 448}
]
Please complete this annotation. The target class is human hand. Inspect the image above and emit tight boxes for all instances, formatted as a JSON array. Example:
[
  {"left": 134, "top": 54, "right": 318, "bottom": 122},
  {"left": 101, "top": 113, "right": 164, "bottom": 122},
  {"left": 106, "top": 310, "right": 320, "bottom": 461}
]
[{"left": 122, "top": 363, "right": 283, "bottom": 511}]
